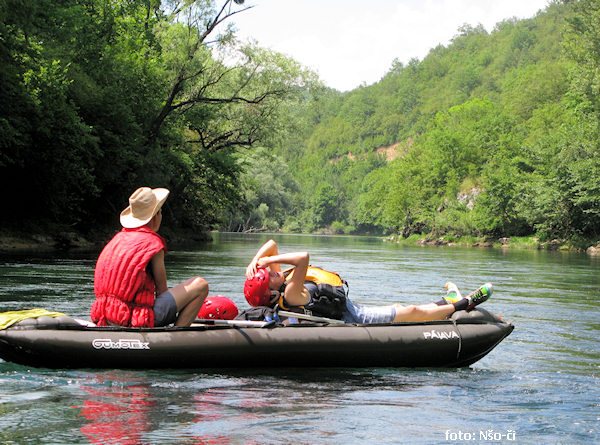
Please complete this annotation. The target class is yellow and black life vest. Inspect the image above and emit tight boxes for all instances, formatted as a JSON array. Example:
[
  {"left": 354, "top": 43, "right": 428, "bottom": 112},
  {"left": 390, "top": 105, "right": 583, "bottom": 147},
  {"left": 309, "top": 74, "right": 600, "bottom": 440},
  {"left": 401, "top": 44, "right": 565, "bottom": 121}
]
[
  {"left": 279, "top": 266, "right": 348, "bottom": 319},
  {"left": 283, "top": 266, "right": 344, "bottom": 286}
]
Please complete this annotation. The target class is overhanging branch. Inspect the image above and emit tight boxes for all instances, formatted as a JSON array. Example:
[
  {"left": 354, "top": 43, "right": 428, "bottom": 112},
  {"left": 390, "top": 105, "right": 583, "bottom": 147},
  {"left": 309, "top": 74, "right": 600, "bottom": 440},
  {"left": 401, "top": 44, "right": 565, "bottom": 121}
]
[
  {"left": 172, "top": 89, "right": 287, "bottom": 111},
  {"left": 147, "top": 1, "right": 256, "bottom": 143}
]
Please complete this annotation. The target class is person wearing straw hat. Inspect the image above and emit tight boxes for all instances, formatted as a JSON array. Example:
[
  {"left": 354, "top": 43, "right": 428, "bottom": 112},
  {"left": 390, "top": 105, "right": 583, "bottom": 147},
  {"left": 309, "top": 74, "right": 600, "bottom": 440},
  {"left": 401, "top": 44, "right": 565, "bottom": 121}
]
[{"left": 91, "top": 187, "right": 208, "bottom": 327}]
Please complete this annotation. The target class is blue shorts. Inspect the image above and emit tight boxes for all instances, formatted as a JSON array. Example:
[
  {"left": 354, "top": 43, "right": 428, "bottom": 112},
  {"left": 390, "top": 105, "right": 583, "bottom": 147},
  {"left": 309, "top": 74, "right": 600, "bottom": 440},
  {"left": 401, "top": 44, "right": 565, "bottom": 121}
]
[
  {"left": 341, "top": 298, "right": 396, "bottom": 324},
  {"left": 154, "top": 290, "right": 178, "bottom": 326}
]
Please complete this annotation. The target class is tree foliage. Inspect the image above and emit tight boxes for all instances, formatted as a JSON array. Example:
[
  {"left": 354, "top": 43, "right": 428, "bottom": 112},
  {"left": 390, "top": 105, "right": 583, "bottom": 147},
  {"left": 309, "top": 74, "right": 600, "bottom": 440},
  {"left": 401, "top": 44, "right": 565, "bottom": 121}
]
[
  {"left": 0, "top": 0, "right": 313, "bottom": 238},
  {"left": 3, "top": 0, "right": 600, "bottom": 245}
]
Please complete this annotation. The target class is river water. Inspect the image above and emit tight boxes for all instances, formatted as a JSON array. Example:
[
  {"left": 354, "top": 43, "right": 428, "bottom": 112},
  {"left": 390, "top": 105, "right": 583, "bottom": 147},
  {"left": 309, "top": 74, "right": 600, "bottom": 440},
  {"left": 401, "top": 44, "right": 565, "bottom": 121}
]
[{"left": 0, "top": 232, "right": 598, "bottom": 444}]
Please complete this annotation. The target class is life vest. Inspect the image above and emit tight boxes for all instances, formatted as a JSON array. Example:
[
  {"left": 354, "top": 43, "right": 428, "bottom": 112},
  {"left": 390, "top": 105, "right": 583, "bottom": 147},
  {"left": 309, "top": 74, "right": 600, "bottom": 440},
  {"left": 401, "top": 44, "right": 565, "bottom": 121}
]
[
  {"left": 279, "top": 266, "right": 348, "bottom": 319},
  {"left": 283, "top": 266, "right": 344, "bottom": 287},
  {"left": 91, "top": 227, "right": 167, "bottom": 327}
]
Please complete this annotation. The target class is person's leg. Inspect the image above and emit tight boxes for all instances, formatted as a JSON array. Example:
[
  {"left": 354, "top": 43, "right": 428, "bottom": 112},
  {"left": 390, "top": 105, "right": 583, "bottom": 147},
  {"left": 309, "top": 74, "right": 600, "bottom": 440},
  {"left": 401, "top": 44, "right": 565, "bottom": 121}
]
[
  {"left": 153, "top": 291, "right": 178, "bottom": 326},
  {"left": 342, "top": 299, "right": 397, "bottom": 324},
  {"left": 392, "top": 303, "right": 455, "bottom": 322},
  {"left": 393, "top": 283, "right": 493, "bottom": 322},
  {"left": 169, "top": 276, "right": 209, "bottom": 326}
]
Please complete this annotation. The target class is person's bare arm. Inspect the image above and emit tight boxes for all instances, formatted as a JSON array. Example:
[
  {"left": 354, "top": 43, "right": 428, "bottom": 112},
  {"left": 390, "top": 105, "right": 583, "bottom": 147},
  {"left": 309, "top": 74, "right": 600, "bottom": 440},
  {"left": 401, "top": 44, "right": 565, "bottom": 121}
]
[
  {"left": 149, "top": 250, "right": 168, "bottom": 295},
  {"left": 258, "top": 251, "right": 310, "bottom": 306},
  {"left": 246, "top": 239, "right": 281, "bottom": 278}
]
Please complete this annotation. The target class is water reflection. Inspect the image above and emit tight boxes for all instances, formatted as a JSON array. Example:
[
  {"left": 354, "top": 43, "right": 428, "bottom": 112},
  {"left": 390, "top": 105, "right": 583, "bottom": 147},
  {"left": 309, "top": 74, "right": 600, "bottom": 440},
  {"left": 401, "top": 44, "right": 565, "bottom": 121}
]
[
  {"left": 72, "top": 368, "right": 453, "bottom": 444},
  {"left": 78, "top": 375, "right": 153, "bottom": 445}
]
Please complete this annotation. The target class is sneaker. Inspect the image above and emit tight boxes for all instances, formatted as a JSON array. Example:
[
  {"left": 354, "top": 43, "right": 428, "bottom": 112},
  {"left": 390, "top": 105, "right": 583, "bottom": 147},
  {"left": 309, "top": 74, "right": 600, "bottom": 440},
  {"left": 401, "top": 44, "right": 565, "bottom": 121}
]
[
  {"left": 466, "top": 283, "right": 493, "bottom": 310},
  {"left": 444, "top": 282, "right": 462, "bottom": 303}
]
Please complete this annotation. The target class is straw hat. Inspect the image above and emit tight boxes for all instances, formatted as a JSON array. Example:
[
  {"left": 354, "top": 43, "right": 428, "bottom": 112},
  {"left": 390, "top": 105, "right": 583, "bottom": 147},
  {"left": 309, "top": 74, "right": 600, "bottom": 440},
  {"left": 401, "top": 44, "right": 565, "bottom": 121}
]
[{"left": 120, "top": 187, "right": 170, "bottom": 228}]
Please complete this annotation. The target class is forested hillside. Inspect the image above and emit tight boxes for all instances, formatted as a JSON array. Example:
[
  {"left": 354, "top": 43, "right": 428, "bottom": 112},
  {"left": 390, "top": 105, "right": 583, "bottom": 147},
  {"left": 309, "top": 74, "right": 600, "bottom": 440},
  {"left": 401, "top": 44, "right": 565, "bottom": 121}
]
[
  {"left": 251, "top": 0, "right": 600, "bottom": 246},
  {"left": 1, "top": 0, "right": 599, "bottom": 248}
]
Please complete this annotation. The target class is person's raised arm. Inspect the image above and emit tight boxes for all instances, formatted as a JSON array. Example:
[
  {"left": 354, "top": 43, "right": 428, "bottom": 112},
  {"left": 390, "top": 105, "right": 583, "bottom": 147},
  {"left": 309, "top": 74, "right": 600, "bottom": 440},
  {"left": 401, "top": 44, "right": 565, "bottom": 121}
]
[
  {"left": 246, "top": 239, "right": 280, "bottom": 278},
  {"left": 257, "top": 251, "right": 310, "bottom": 306}
]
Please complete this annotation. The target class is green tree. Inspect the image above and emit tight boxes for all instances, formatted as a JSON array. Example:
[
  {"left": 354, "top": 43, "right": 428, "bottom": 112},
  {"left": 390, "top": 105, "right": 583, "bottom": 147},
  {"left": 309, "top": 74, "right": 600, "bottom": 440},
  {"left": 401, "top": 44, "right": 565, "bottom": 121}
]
[
  {"left": 311, "top": 182, "right": 342, "bottom": 228},
  {"left": 229, "top": 147, "right": 298, "bottom": 231}
]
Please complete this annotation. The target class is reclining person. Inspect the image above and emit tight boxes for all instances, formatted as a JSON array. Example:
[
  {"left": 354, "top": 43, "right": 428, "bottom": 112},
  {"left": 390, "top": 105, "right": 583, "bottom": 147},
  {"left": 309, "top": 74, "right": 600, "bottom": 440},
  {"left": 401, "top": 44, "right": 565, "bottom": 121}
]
[{"left": 244, "top": 239, "right": 492, "bottom": 324}]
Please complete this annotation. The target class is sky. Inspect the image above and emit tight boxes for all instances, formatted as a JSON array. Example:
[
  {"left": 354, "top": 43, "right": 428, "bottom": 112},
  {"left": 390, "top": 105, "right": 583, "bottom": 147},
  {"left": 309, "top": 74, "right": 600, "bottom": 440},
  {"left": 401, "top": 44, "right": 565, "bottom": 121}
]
[{"left": 231, "top": 0, "right": 551, "bottom": 91}]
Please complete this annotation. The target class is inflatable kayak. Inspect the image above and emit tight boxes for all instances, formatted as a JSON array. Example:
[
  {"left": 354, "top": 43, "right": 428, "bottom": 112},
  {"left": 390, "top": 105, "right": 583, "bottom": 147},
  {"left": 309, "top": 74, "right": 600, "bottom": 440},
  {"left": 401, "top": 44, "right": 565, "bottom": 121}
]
[{"left": 0, "top": 308, "right": 513, "bottom": 369}]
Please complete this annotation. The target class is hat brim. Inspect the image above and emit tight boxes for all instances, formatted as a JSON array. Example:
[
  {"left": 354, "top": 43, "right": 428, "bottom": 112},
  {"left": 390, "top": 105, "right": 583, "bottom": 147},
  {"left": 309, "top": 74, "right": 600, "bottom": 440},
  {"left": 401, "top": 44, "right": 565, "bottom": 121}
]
[{"left": 119, "top": 188, "right": 169, "bottom": 228}]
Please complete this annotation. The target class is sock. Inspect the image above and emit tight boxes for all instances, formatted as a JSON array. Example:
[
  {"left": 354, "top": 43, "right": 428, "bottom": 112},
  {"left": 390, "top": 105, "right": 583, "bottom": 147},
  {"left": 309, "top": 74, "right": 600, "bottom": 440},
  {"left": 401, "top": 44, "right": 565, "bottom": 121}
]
[{"left": 452, "top": 298, "right": 469, "bottom": 311}]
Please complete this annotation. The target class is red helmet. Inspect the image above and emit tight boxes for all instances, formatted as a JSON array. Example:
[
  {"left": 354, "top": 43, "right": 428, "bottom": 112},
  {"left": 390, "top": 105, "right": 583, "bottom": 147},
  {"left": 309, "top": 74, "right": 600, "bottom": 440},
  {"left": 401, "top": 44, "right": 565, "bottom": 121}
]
[
  {"left": 197, "top": 295, "right": 239, "bottom": 320},
  {"left": 244, "top": 268, "right": 271, "bottom": 306}
]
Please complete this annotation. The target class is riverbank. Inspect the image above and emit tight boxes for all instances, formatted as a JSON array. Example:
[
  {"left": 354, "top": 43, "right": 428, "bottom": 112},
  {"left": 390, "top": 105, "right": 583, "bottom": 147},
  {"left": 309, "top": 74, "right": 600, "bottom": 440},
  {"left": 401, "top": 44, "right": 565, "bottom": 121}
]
[
  {"left": 0, "top": 227, "right": 213, "bottom": 253},
  {"left": 386, "top": 233, "right": 600, "bottom": 255},
  {"left": 0, "top": 230, "right": 97, "bottom": 252},
  {"left": 2, "top": 228, "right": 599, "bottom": 256}
]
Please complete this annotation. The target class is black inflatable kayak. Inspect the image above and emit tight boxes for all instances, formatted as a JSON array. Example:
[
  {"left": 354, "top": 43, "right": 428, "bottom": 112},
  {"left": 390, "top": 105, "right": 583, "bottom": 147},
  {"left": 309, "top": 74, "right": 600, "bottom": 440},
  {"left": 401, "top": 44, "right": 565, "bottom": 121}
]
[{"left": 0, "top": 308, "right": 513, "bottom": 369}]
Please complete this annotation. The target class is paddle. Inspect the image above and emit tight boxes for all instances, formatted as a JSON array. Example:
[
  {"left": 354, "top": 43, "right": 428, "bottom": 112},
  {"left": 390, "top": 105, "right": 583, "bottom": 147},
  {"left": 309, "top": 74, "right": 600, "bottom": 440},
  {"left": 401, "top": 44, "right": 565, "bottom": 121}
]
[
  {"left": 192, "top": 310, "right": 346, "bottom": 327},
  {"left": 193, "top": 318, "right": 276, "bottom": 328},
  {"left": 277, "top": 310, "right": 346, "bottom": 324}
]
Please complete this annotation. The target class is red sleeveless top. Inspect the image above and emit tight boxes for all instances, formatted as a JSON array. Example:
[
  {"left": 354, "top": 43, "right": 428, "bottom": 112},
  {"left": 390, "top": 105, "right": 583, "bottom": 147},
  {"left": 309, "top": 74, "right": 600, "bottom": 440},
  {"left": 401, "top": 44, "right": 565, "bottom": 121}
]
[{"left": 91, "top": 227, "right": 167, "bottom": 327}]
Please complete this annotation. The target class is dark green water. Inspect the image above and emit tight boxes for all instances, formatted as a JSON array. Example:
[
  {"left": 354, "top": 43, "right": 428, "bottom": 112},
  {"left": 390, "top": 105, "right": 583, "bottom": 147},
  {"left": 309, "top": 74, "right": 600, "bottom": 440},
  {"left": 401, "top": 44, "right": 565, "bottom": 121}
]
[{"left": 0, "top": 233, "right": 598, "bottom": 444}]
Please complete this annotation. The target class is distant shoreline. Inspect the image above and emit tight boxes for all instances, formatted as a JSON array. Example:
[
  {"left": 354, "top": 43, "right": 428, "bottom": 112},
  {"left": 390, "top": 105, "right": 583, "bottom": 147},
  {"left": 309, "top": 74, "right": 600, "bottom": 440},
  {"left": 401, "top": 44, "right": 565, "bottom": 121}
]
[
  {"left": 0, "top": 228, "right": 211, "bottom": 253},
  {"left": 1, "top": 230, "right": 599, "bottom": 256},
  {"left": 0, "top": 232, "right": 99, "bottom": 253},
  {"left": 386, "top": 234, "right": 600, "bottom": 255}
]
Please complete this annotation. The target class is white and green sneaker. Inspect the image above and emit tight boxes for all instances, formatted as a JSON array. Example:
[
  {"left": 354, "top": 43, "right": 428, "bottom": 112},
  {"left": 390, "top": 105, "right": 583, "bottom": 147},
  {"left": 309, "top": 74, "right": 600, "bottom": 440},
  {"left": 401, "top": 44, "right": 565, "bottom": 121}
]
[
  {"left": 444, "top": 282, "right": 462, "bottom": 303},
  {"left": 466, "top": 283, "right": 493, "bottom": 310}
]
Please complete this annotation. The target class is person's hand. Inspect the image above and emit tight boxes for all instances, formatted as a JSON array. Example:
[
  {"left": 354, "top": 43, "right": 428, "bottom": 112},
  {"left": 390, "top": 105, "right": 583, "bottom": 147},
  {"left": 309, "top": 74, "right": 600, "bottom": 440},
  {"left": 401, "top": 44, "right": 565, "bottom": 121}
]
[
  {"left": 246, "top": 256, "right": 274, "bottom": 278},
  {"left": 246, "top": 258, "right": 259, "bottom": 279},
  {"left": 256, "top": 257, "right": 270, "bottom": 269}
]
